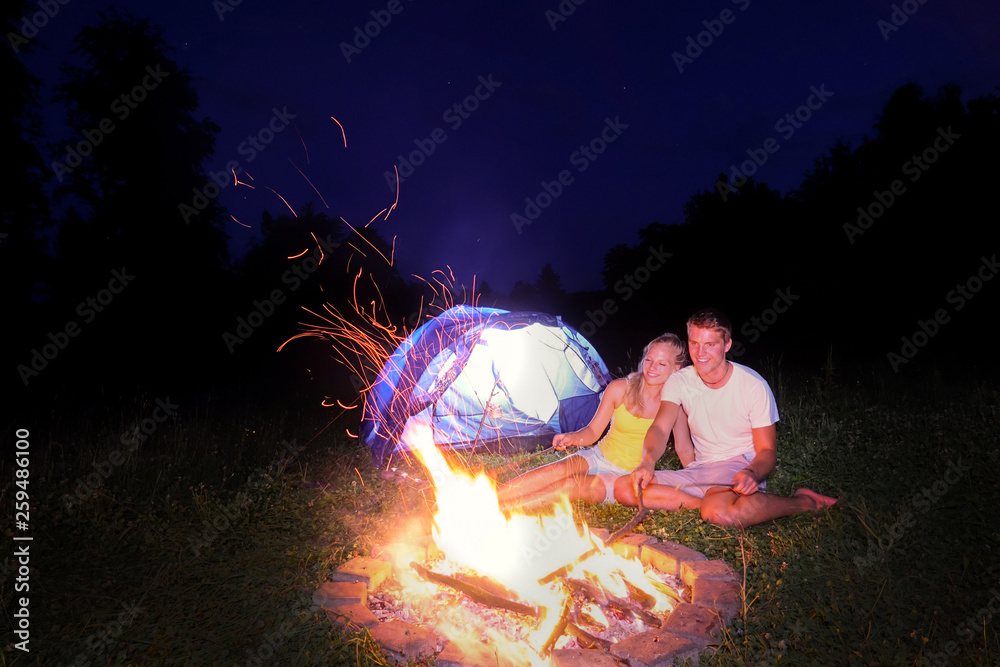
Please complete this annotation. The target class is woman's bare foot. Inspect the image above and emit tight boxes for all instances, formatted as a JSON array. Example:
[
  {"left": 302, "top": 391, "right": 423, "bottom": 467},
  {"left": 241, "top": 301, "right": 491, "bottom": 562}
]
[{"left": 794, "top": 488, "right": 838, "bottom": 511}]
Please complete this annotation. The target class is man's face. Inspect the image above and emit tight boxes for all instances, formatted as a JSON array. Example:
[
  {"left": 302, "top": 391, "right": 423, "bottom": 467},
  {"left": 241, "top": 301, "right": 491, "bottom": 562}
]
[{"left": 687, "top": 325, "right": 731, "bottom": 378}]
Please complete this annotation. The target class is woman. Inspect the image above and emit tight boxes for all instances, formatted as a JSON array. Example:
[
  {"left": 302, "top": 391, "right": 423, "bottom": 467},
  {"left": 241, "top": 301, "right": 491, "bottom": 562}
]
[{"left": 496, "top": 333, "right": 693, "bottom": 513}]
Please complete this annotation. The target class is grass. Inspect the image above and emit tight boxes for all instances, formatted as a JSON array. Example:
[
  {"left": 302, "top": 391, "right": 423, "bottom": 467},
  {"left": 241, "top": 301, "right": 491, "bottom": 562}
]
[{"left": 3, "top": 367, "right": 999, "bottom": 666}]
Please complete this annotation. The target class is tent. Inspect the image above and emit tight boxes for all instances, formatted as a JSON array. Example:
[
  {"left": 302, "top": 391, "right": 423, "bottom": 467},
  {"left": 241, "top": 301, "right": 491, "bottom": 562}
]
[{"left": 361, "top": 305, "right": 612, "bottom": 464}]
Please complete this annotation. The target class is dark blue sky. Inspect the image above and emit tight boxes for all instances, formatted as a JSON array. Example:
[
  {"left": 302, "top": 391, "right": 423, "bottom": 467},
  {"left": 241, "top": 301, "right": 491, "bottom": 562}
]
[{"left": 24, "top": 0, "right": 1000, "bottom": 291}]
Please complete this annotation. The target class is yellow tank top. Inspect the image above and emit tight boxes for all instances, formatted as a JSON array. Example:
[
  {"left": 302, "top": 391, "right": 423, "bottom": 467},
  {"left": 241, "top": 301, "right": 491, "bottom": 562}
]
[{"left": 598, "top": 403, "right": 653, "bottom": 471}]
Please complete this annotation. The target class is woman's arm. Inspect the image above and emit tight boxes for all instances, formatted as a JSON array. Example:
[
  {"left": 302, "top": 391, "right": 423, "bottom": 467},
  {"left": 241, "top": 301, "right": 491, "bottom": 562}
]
[{"left": 552, "top": 378, "right": 625, "bottom": 450}]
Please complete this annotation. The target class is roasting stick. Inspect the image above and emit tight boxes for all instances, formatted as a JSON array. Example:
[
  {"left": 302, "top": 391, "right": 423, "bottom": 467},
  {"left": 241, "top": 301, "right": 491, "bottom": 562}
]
[{"left": 485, "top": 443, "right": 573, "bottom": 480}]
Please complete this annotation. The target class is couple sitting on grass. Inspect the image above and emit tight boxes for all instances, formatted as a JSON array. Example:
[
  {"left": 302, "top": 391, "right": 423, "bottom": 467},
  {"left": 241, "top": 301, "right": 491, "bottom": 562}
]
[{"left": 496, "top": 308, "right": 836, "bottom": 528}]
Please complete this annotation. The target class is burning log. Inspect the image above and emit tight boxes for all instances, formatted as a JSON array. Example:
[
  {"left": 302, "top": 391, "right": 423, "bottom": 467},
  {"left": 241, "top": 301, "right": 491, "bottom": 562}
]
[
  {"left": 566, "top": 622, "right": 612, "bottom": 651},
  {"left": 624, "top": 579, "right": 656, "bottom": 610},
  {"left": 565, "top": 577, "right": 663, "bottom": 628},
  {"left": 539, "top": 587, "right": 573, "bottom": 658},
  {"left": 409, "top": 561, "right": 538, "bottom": 618}
]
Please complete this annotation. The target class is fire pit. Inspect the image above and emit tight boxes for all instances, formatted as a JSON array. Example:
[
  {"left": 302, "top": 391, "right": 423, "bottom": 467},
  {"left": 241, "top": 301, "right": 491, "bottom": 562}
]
[{"left": 313, "top": 422, "right": 741, "bottom": 665}]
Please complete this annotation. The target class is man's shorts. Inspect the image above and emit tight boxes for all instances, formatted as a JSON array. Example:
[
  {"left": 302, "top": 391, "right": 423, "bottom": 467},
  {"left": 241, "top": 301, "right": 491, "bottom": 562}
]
[
  {"left": 575, "top": 446, "right": 629, "bottom": 504},
  {"left": 652, "top": 453, "right": 766, "bottom": 498}
]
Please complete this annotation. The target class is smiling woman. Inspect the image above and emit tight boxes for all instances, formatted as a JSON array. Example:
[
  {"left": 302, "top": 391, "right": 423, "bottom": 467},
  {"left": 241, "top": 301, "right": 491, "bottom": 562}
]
[{"left": 496, "top": 333, "right": 690, "bottom": 514}]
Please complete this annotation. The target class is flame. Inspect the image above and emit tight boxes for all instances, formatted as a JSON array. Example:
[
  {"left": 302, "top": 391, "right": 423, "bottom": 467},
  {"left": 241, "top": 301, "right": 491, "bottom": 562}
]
[{"left": 398, "top": 419, "right": 675, "bottom": 658}]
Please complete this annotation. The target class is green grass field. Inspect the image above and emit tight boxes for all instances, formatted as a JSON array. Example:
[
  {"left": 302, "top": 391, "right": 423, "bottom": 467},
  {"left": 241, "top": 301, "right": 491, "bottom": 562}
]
[{"left": 4, "top": 365, "right": 998, "bottom": 666}]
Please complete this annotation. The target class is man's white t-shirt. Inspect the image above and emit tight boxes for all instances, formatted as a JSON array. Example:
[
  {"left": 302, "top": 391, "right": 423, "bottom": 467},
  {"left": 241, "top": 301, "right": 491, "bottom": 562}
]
[{"left": 660, "top": 362, "right": 779, "bottom": 464}]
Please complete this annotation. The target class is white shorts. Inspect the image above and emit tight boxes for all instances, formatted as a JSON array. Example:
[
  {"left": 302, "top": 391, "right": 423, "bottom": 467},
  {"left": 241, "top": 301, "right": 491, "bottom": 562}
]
[
  {"left": 652, "top": 453, "right": 766, "bottom": 499},
  {"left": 576, "top": 447, "right": 630, "bottom": 504}
]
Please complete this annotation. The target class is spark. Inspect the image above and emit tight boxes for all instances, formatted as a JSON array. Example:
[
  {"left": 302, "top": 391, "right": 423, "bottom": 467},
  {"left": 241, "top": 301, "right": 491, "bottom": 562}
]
[
  {"left": 385, "top": 165, "right": 400, "bottom": 220},
  {"left": 337, "top": 399, "right": 357, "bottom": 409},
  {"left": 354, "top": 467, "right": 365, "bottom": 487},
  {"left": 339, "top": 216, "right": 393, "bottom": 265},
  {"left": 287, "top": 248, "right": 309, "bottom": 260},
  {"left": 331, "top": 116, "right": 348, "bottom": 148},
  {"left": 289, "top": 158, "right": 329, "bottom": 208},
  {"left": 346, "top": 428, "right": 357, "bottom": 438},
  {"left": 265, "top": 186, "right": 297, "bottom": 217},
  {"left": 233, "top": 168, "right": 255, "bottom": 188},
  {"left": 230, "top": 214, "right": 251, "bottom": 228},
  {"left": 291, "top": 120, "right": 310, "bottom": 164},
  {"left": 367, "top": 208, "right": 387, "bottom": 226},
  {"left": 310, "top": 231, "right": 325, "bottom": 264}
]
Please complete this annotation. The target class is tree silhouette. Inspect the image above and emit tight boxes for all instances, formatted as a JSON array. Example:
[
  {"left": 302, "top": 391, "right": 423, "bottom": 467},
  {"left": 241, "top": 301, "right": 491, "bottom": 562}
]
[
  {"left": 1, "top": 0, "right": 52, "bottom": 344},
  {"left": 49, "top": 10, "right": 230, "bottom": 391}
]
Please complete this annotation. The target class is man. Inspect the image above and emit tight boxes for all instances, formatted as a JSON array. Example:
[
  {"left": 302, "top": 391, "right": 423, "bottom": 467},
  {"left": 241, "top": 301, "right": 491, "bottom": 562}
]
[{"left": 617, "top": 308, "right": 836, "bottom": 527}]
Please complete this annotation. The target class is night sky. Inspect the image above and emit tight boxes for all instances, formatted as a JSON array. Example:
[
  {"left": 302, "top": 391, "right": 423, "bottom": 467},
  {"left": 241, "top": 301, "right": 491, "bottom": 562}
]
[{"left": 22, "top": 0, "right": 1000, "bottom": 292}]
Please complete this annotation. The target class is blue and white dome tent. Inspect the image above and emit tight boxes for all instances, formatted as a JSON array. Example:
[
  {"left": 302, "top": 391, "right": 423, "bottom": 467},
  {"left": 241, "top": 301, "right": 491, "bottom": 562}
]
[{"left": 361, "top": 305, "right": 612, "bottom": 465}]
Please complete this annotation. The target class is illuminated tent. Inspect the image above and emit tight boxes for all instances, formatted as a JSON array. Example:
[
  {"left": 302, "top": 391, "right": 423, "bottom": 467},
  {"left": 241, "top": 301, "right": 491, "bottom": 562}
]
[{"left": 361, "top": 305, "right": 612, "bottom": 464}]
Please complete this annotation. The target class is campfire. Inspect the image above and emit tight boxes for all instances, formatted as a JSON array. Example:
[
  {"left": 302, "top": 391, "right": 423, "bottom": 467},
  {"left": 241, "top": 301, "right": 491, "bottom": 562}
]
[{"left": 314, "top": 419, "right": 741, "bottom": 665}]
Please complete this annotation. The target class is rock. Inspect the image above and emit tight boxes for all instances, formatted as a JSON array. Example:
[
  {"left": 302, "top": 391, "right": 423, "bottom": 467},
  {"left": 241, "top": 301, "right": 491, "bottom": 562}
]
[
  {"left": 330, "top": 556, "right": 393, "bottom": 591},
  {"left": 611, "top": 533, "right": 657, "bottom": 561},
  {"left": 369, "top": 620, "right": 438, "bottom": 664},
  {"left": 550, "top": 647, "right": 624, "bottom": 666},
  {"left": 660, "top": 602, "right": 722, "bottom": 645},
  {"left": 312, "top": 581, "right": 367, "bottom": 609},
  {"left": 690, "top": 578, "right": 741, "bottom": 624},
  {"left": 436, "top": 640, "right": 525, "bottom": 666},
  {"left": 324, "top": 603, "right": 379, "bottom": 631},
  {"left": 680, "top": 559, "right": 738, "bottom": 588},
  {"left": 640, "top": 540, "right": 707, "bottom": 578},
  {"left": 609, "top": 629, "right": 702, "bottom": 666}
]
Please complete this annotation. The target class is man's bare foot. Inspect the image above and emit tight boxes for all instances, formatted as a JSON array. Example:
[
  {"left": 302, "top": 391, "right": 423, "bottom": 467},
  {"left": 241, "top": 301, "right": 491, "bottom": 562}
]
[{"left": 794, "top": 488, "right": 838, "bottom": 510}]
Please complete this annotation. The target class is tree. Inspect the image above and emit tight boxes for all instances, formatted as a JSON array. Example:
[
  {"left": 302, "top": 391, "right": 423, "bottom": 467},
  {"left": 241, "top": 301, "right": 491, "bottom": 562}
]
[
  {"left": 49, "top": 10, "right": 230, "bottom": 390},
  {"left": 1, "top": 1, "right": 51, "bottom": 332}
]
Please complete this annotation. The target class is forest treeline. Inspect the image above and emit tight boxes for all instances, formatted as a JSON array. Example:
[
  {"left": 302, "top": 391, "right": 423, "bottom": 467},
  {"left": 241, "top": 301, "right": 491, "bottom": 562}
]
[{"left": 4, "top": 7, "right": 998, "bottom": 411}]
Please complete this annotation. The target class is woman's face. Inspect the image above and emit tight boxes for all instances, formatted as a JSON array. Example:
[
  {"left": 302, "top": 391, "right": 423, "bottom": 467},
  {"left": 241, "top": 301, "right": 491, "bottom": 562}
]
[{"left": 641, "top": 343, "right": 677, "bottom": 386}]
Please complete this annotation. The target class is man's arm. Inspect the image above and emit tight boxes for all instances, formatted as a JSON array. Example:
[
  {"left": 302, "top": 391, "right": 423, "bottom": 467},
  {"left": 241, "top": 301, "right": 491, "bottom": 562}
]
[
  {"left": 730, "top": 424, "right": 777, "bottom": 496},
  {"left": 672, "top": 406, "right": 695, "bottom": 467},
  {"left": 631, "top": 400, "right": 679, "bottom": 491}
]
